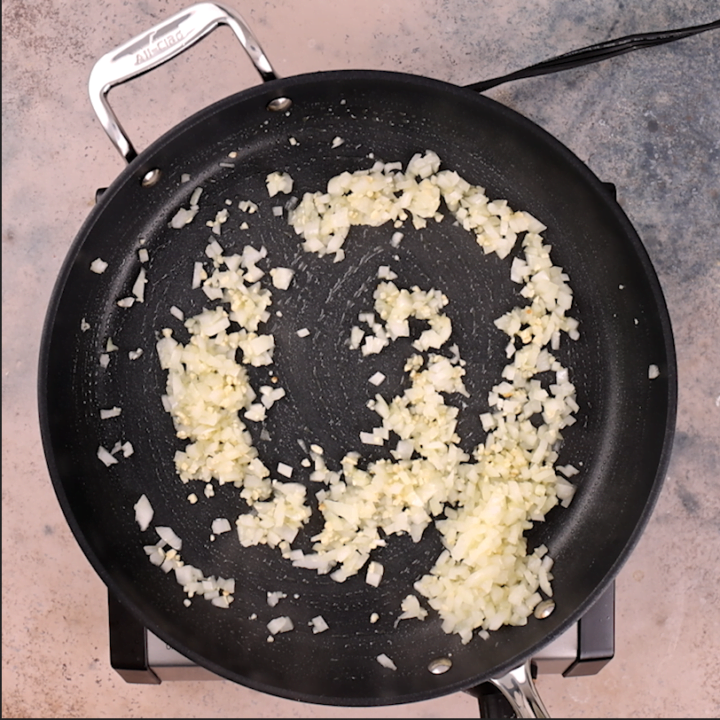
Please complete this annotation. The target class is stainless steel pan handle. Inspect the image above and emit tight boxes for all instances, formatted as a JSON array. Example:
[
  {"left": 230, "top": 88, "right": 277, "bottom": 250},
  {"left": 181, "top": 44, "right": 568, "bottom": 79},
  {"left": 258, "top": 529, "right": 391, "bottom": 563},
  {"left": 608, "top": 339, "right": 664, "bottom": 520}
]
[
  {"left": 467, "top": 660, "right": 550, "bottom": 718},
  {"left": 489, "top": 661, "right": 550, "bottom": 718},
  {"left": 88, "top": 2, "right": 278, "bottom": 163}
]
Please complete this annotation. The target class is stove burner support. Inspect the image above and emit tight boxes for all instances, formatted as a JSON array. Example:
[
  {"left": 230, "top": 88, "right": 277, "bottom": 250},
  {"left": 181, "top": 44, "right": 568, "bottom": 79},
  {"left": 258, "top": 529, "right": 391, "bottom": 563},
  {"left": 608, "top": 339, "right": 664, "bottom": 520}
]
[{"left": 108, "top": 581, "right": 614, "bottom": 695}]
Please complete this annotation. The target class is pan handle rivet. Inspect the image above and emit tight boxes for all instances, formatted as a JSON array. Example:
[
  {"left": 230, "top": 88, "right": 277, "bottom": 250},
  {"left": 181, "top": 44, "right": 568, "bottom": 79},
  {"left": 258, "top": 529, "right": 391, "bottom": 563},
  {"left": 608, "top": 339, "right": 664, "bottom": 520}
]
[
  {"left": 267, "top": 97, "right": 292, "bottom": 112},
  {"left": 428, "top": 657, "right": 452, "bottom": 675},
  {"left": 534, "top": 599, "right": 556, "bottom": 619},
  {"left": 141, "top": 169, "right": 162, "bottom": 187}
]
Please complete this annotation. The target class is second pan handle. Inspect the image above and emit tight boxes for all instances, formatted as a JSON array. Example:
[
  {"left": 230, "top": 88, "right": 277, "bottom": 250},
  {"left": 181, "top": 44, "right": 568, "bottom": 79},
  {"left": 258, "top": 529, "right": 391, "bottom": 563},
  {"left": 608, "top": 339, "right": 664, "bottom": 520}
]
[{"left": 88, "top": 2, "right": 279, "bottom": 163}]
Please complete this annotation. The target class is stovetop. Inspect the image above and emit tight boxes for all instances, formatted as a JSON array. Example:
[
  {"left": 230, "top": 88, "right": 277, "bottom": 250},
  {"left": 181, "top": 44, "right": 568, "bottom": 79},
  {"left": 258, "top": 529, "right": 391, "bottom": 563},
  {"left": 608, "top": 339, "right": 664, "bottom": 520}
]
[{"left": 108, "top": 580, "right": 614, "bottom": 687}]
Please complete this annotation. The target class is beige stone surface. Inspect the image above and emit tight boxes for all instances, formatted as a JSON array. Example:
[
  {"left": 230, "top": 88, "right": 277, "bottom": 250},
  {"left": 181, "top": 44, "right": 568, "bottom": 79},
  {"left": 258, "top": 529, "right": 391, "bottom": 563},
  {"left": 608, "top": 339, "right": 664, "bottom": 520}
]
[{"left": 3, "top": 1, "right": 719, "bottom": 717}]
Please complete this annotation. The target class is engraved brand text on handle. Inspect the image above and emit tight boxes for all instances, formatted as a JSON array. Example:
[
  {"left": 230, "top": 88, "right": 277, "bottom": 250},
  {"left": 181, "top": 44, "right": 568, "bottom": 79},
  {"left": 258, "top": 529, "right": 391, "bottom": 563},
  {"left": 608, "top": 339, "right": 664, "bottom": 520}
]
[{"left": 135, "top": 30, "right": 186, "bottom": 65}]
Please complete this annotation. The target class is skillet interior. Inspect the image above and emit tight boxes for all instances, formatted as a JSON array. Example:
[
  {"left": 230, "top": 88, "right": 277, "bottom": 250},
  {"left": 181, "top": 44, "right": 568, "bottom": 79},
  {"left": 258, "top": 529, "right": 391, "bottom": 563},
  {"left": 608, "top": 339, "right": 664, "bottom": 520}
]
[{"left": 39, "top": 70, "right": 676, "bottom": 705}]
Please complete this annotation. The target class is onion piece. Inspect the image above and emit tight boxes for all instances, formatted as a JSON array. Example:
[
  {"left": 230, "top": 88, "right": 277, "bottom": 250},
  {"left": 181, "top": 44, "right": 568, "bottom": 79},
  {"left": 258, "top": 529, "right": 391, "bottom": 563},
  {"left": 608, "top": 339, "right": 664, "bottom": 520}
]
[
  {"left": 191, "top": 262, "right": 205, "bottom": 289},
  {"left": 155, "top": 526, "right": 182, "bottom": 550},
  {"left": 376, "top": 654, "right": 397, "bottom": 670},
  {"left": 134, "top": 495, "right": 154, "bottom": 531},
  {"left": 267, "top": 616, "right": 294, "bottom": 634},
  {"left": 310, "top": 615, "right": 329, "bottom": 633},
  {"left": 97, "top": 445, "right": 117, "bottom": 466},
  {"left": 266, "top": 172, "right": 294, "bottom": 197},
  {"left": 270, "top": 267, "right": 294, "bottom": 290},
  {"left": 211, "top": 518, "right": 232, "bottom": 535},
  {"left": 132, "top": 268, "right": 147, "bottom": 302},
  {"left": 365, "top": 561, "right": 384, "bottom": 587},
  {"left": 90, "top": 258, "right": 108, "bottom": 274},
  {"left": 394, "top": 594, "right": 428, "bottom": 626},
  {"left": 277, "top": 463, "right": 293, "bottom": 478},
  {"left": 267, "top": 591, "right": 287, "bottom": 607}
]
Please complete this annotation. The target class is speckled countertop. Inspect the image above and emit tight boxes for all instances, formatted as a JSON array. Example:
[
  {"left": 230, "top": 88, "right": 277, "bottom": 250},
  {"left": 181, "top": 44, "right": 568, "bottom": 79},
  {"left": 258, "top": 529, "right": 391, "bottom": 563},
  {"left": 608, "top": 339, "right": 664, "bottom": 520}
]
[{"left": 2, "top": 1, "right": 719, "bottom": 717}]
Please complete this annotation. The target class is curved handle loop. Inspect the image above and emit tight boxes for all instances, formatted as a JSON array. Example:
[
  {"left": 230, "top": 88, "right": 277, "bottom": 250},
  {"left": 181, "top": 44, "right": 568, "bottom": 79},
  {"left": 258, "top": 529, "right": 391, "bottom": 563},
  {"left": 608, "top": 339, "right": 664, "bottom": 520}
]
[{"left": 88, "top": 2, "right": 277, "bottom": 163}]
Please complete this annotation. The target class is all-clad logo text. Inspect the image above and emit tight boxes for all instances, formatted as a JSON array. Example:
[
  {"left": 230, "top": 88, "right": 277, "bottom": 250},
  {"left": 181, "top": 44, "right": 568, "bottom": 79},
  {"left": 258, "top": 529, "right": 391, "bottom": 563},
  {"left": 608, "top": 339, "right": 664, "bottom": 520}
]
[{"left": 134, "top": 29, "right": 185, "bottom": 65}]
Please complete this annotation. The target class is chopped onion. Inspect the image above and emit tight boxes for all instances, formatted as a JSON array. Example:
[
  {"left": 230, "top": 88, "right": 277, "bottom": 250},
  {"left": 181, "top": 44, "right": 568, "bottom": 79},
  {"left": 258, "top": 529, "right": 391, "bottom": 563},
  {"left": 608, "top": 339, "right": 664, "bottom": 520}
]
[
  {"left": 296, "top": 328, "right": 310, "bottom": 338},
  {"left": 99, "top": 407, "right": 121, "bottom": 419},
  {"left": 269, "top": 267, "right": 294, "bottom": 290},
  {"left": 151, "top": 150, "right": 583, "bottom": 642},
  {"left": 97, "top": 445, "right": 117, "bottom": 466},
  {"left": 238, "top": 200, "right": 258, "bottom": 213},
  {"left": 310, "top": 615, "right": 329, "bottom": 633},
  {"left": 155, "top": 526, "right": 182, "bottom": 550},
  {"left": 134, "top": 495, "right": 154, "bottom": 531},
  {"left": 211, "top": 518, "right": 232, "bottom": 535},
  {"left": 368, "top": 372, "right": 386, "bottom": 386},
  {"left": 260, "top": 385, "right": 286, "bottom": 409},
  {"left": 349, "top": 326, "right": 365, "bottom": 350},
  {"left": 191, "top": 262, "right": 205, "bottom": 289},
  {"left": 277, "top": 462, "right": 293, "bottom": 478},
  {"left": 190, "top": 187, "right": 203, "bottom": 206},
  {"left": 267, "top": 616, "right": 294, "bottom": 634},
  {"left": 244, "top": 403, "right": 267, "bottom": 422},
  {"left": 365, "top": 561, "right": 384, "bottom": 587},
  {"left": 205, "top": 239, "right": 224, "bottom": 259},
  {"left": 90, "top": 258, "right": 108, "bottom": 274},
  {"left": 169, "top": 206, "right": 198, "bottom": 229},
  {"left": 267, "top": 591, "right": 287, "bottom": 607},
  {"left": 266, "top": 172, "right": 294, "bottom": 197},
  {"left": 394, "top": 594, "right": 428, "bottom": 626},
  {"left": 648, "top": 364, "right": 660, "bottom": 379},
  {"left": 360, "top": 431, "right": 384, "bottom": 446},
  {"left": 132, "top": 268, "right": 147, "bottom": 302},
  {"left": 376, "top": 654, "right": 397, "bottom": 670}
]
